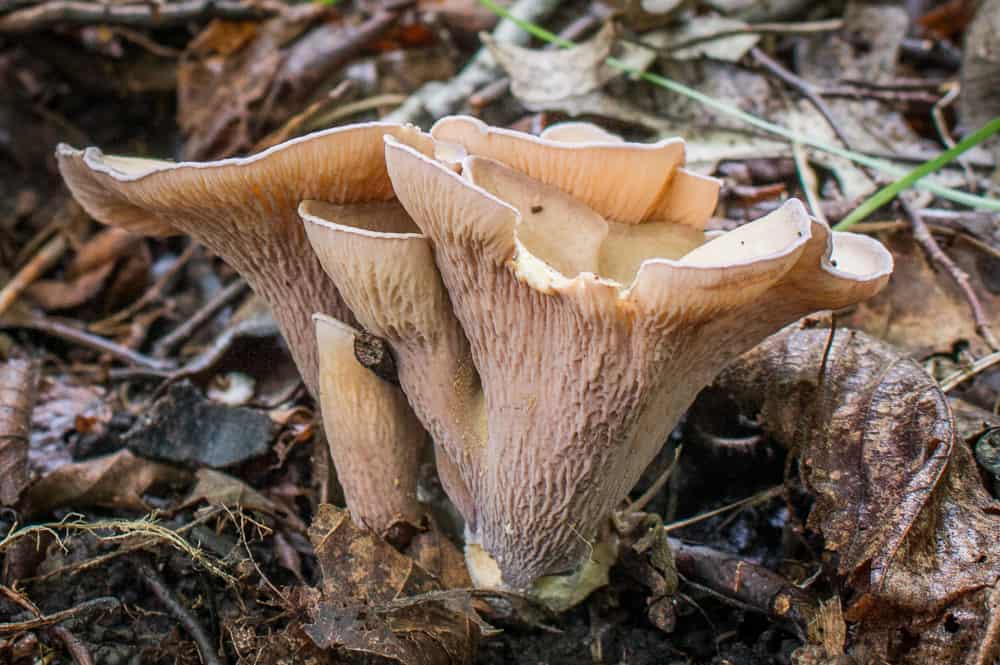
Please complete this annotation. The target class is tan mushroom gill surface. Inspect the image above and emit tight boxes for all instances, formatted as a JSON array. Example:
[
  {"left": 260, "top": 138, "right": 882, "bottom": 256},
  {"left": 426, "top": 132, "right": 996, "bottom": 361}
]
[{"left": 56, "top": 124, "right": 434, "bottom": 398}]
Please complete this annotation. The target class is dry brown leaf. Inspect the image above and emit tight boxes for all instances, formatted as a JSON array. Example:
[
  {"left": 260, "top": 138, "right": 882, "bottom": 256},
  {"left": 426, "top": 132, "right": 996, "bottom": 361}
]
[
  {"left": 22, "top": 449, "right": 191, "bottom": 516},
  {"left": 843, "top": 231, "right": 1000, "bottom": 357},
  {"left": 177, "top": 5, "right": 325, "bottom": 159},
  {"left": 180, "top": 468, "right": 305, "bottom": 531},
  {"left": 0, "top": 358, "right": 37, "bottom": 506},
  {"left": 303, "top": 504, "right": 481, "bottom": 664},
  {"left": 714, "top": 325, "right": 1000, "bottom": 665},
  {"left": 29, "top": 374, "right": 110, "bottom": 475}
]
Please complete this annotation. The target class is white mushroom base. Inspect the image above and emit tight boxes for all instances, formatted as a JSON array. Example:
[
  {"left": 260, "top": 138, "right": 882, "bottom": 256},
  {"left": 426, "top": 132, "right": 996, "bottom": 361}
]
[{"left": 465, "top": 535, "right": 620, "bottom": 613}]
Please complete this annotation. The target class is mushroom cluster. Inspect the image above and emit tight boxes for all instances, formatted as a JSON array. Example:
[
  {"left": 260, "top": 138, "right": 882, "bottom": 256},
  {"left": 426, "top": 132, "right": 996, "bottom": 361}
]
[{"left": 57, "top": 116, "right": 893, "bottom": 610}]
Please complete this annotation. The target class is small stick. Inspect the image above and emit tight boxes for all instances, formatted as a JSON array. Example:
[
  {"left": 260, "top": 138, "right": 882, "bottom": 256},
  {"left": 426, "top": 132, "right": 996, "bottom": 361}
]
[
  {"left": 931, "top": 83, "right": 977, "bottom": 190},
  {"left": 90, "top": 241, "right": 199, "bottom": 335},
  {"left": 50, "top": 626, "right": 94, "bottom": 665},
  {"left": 0, "top": 233, "right": 67, "bottom": 318},
  {"left": 134, "top": 559, "right": 224, "bottom": 665},
  {"left": 0, "top": 0, "right": 286, "bottom": 33},
  {"left": 941, "top": 350, "right": 1000, "bottom": 392},
  {"left": 651, "top": 18, "right": 843, "bottom": 53},
  {"left": 151, "top": 278, "right": 249, "bottom": 358},
  {"left": 663, "top": 485, "right": 784, "bottom": 533},
  {"left": 627, "top": 445, "right": 682, "bottom": 513},
  {"left": 1, "top": 313, "right": 175, "bottom": 371},
  {"left": 670, "top": 538, "right": 818, "bottom": 629},
  {"left": 903, "top": 200, "right": 999, "bottom": 350},
  {"left": 750, "top": 47, "right": 854, "bottom": 150},
  {"left": 0, "top": 597, "right": 119, "bottom": 633}
]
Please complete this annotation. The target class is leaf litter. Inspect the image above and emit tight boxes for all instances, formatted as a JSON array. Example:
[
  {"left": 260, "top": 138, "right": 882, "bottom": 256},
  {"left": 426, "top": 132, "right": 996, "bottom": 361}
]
[{"left": 2, "top": 0, "right": 1000, "bottom": 663}]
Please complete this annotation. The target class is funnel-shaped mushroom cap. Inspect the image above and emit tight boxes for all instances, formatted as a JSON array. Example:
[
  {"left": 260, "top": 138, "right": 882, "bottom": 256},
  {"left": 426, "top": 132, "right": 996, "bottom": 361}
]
[
  {"left": 314, "top": 314, "right": 425, "bottom": 540},
  {"left": 430, "top": 115, "right": 721, "bottom": 226},
  {"left": 382, "top": 132, "right": 892, "bottom": 605},
  {"left": 56, "top": 124, "right": 434, "bottom": 397},
  {"left": 300, "top": 200, "right": 480, "bottom": 527}
]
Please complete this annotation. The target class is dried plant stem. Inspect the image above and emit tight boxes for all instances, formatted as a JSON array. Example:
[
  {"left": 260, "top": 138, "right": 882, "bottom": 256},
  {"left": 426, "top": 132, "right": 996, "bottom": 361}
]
[
  {"left": 50, "top": 626, "right": 94, "bottom": 665},
  {"left": 903, "top": 200, "right": 999, "bottom": 350},
  {"left": 0, "top": 0, "right": 285, "bottom": 33},
  {"left": 663, "top": 485, "right": 784, "bottom": 533},
  {"left": 134, "top": 558, "right": 224, "bottom": 665},
  {"left": 941, "top": 350, "right": 1000, "bottom": 393},
  {"left": 0, "top": 313, "right": 175, "bottom": 371},
  {"left": 750, "top": 47, "right": 853, "bottom": 150},
  {"left": 0, "top": 233, "right": 67, "bottom": 318},
  {"left": 655, "top": 18, "right": 843, "bottom": 53},
  {"left": 627, "top": 445, "right": 682, "bottom": 513},
  {"left": 0, "top": 597, "right": 119, "bottom": 633},
  {"left": 152, "top": 277, "right": 249, "bottom": 358}
]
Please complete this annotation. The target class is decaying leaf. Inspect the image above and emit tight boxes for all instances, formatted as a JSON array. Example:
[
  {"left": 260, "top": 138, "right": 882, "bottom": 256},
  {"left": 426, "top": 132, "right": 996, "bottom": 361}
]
[
  {"left": 713, "top": 325, "right": 1000, "bottom": 665},
  {"left": 22, "top": 449, "right": 191, "bottom": 516},
  {"left": 29, "top": 373, "right": 111, "bottom": 475},
  {"left": 0, "top": 357, "right": 37, "bottom": 506},
  {"left": 482, "top": 23, "right": 666, "bottom": 130},
  {"left": 25, "top": 228, "right": 145, "bottom": 311},
  {"left": 177, "top": 6, "right": 326, "bottom": 159},
  {"left": 180, "top": 468, "right": 305, "bottom": 531},
  {"left": 843, "top": 230, "right": 1000, "bottom": 358},
  {"left": 303, "top": 504, "right": 481, "bottom": 664}
]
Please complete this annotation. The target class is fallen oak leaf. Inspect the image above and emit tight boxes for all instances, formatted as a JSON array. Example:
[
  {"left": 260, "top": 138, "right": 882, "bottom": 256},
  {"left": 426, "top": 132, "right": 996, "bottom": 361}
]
[
  {"left": 303, "top": 504, "right": 482, "bottom": 664},
  {"left": 711, "top": 325, "right": 1000, "bottom": 665}
]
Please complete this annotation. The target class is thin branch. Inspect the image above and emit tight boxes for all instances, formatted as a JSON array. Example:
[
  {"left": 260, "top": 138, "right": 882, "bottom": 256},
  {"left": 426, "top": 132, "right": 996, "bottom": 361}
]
[
  {"left": 0, "top": 597, "right": 119, "bottom": 633},
  {"left": 134, "top": 558, "right": 224, "bottom": 665},
  {"left": 652, "top": 18, "right": 843, "bottom": 55},
  {"left": 903, "top": 199, "right": 999, "bottom": 350},
  {"left": 941, "top": 350, "right": 1000, "bottom": 392},
  {"left": 0, "top": 0, "right": 286, "bottom": 33}
]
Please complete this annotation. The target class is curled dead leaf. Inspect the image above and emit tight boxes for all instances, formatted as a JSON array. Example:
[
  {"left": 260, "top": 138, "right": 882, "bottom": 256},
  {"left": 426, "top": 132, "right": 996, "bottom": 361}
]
[
  {"left": 712, "top": 325, "right": 1000, "bottom": 665},
  {"left": 22, "top": 449, "right": 190, "bottom": 517}
]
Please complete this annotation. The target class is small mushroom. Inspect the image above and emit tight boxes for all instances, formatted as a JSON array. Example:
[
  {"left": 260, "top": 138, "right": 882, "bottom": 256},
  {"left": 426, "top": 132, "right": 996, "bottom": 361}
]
[
  {"left": 56, "top": 124, "right": 434, "bottom": 398},
  {"left": 302, "top": 123, "right": 891, "bottom": 611},
  {"left": 314, "top": 314, "right": 425, "bottom": 545}
]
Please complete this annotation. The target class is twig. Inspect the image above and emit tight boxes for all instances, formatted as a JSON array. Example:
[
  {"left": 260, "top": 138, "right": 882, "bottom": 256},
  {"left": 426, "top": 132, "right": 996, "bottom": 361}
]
[
  {"left": 941, "top": 350, "right": 1000, "bottom": 392},
  {"left": 931, "top": 83, "right": 977, "bottom": 190},
  {"left": 134, "top": 558, "right": 224, "bottom": 665},
  {"left": 903, "top": 199, "right": 999, "bottom": 350},
  {"left": 0, "top": 597, "right": 119, "bottom": 633},
  {"left": 838, "top": 76, "right": 949, "bottom": 91},
  {"left": 627, "top": 445, "right": 682, "bottom": 513},
  {"left": 0, "top": 0, "right": 286, "bottom": 33},
  {"left": 151, "top": 278, "right": 250, "bottom": 358},
  {"left": 671, "top": 539, "right": 818, "bottom": 630},
  {"left": 653, "top": 18, "right": 843, "bottom": 54},
  {"left": 817, "top": 85, "right": 940, "bottom": 105},
  {"left": 90, "top": 241, "right": 199, "bottom": 336},
  {"left": 0, "top": 313, "right": 176, "bottom": 371},
  {"left": 50, "top": 626, "right": 94, "bottom": 665},
  {"left": 663, "top": 485, "right": 784, "bottom": 533},
  {"left": 0, "top": 233, "right": 67, "bottom": 318},
  {"left": 385, "top": 0, "right": 566, "bottom": 124},
  {"left": 750, "top": 47, "right": 853, "bottom": 150}
]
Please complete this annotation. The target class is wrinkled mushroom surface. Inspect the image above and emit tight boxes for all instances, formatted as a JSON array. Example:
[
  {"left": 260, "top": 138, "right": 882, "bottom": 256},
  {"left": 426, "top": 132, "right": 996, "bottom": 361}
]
[
  {"left": 57, "top": 124, "right": 433, "bottom": 398},
  {"left": 305, "top": 121, "right": 892, "bottom": 610}
]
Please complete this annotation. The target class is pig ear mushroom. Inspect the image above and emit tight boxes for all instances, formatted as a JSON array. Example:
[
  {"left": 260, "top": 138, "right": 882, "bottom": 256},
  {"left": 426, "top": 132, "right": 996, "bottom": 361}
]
[
  {"left": 55, "top": 125, "right": 435, "bottom": 397},
  {"left": 381, "top": 132, "right": 892, "bottom": 611},
  {"left": 430, "top": 114, "right": 721, "bottom": 227},
  {"left": 313, "top": 314, "right": 425, "bottom": 543}
]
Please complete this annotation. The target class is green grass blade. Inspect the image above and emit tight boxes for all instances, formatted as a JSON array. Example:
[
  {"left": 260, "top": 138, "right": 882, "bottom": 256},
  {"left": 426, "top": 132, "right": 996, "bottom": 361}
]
[
  {"left": 834, "top": 116, "right": 1000, "bottom": 229},
  {"left": 476, "top": 0, "right": 1000, "bottom": 212}
]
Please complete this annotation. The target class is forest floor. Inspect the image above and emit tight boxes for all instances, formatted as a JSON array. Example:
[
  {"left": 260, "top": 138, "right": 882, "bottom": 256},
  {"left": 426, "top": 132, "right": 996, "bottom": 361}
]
[{"left": 2, "top": 0, "right": 1000, "bottom": 663}]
